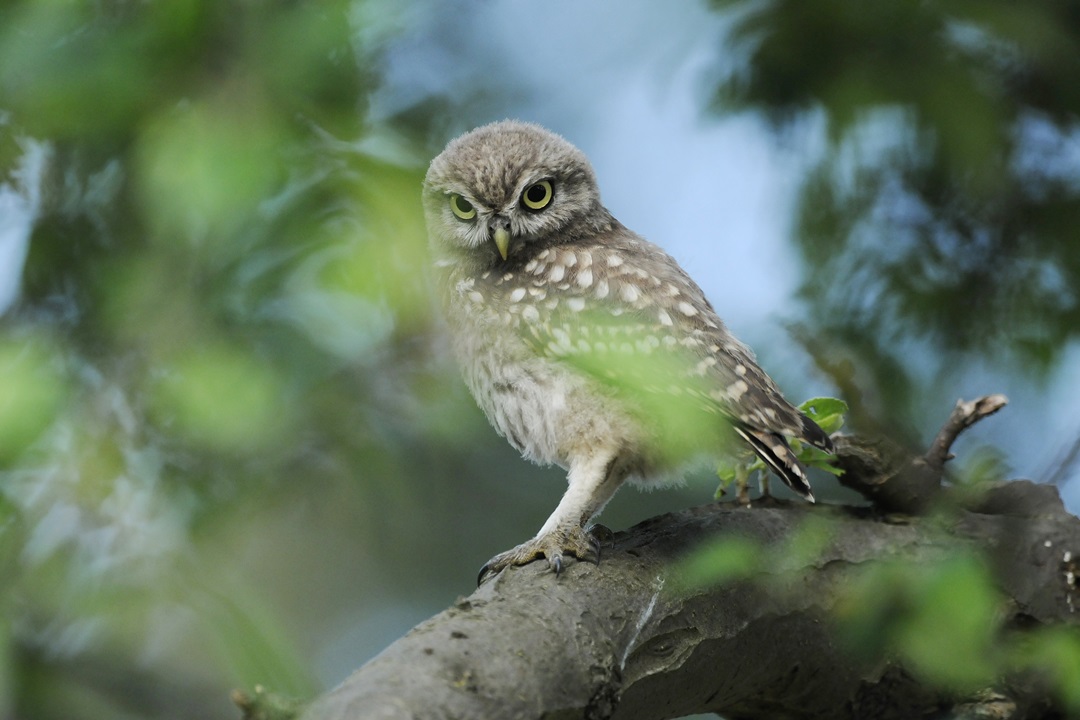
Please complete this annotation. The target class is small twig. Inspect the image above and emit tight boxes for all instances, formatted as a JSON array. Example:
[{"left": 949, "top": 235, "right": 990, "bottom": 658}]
[{"left": 923, "top": 395, "right": 1009, "bottom": 473}]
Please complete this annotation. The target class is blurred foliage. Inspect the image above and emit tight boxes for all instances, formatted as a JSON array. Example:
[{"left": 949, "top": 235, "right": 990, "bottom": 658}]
[
  {"left": 0, "top": 331, "right": 67, "bottom": 464},
  {"left": 233, "top": 685, "right": 302, "bottom": 720},
  {"left": 674, "top": 511, "right": 835, "bottom": 591},
  {"left": 836, "top": 551, "right": 1002, "bottom": 692},
  {"left": 561, "top": 312, "right": 753, "bottom": 465},
  {"left": 675, "top": 534, "right": 762, "bottom": 589},
  {"left": 0, "top": 1, "right": 443, "bottom": 718},
  {"left": 1011, "top": 626, "right": 1080, "bottom": 713},
  {"left": 708, "top": 0, "right": 1080, "bottom": 433},
  {"left": 837, "top": 550, "right": 1080, "bottom": 710}
]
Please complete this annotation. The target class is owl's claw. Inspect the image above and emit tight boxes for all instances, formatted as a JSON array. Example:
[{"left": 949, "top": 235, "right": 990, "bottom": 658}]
[
  {"left": 476, "top": 525, "right": 605, "bottom": 586},
  {"left": 584, "top": 524, "right": 615, "bottom": 564},
  {"left": 588, "top": 523, "right": 614, "bottom": 547}
]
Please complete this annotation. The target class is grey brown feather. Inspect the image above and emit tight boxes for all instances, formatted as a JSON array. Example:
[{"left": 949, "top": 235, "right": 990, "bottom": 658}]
[{"left": 423, "top": 120, "right": 833, "bottom": 581}]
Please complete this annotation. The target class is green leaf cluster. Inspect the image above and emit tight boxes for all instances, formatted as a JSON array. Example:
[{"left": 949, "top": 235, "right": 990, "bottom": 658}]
[
  {"left": 837, "top": 551, "right": 1080, "bottom": 709},
  {"left": 0, "top": 2, "right": 436, "bottom": 718},
  {"left": 836, "top": 552, "right": 1001, "bottom": 692},
  {"left": 706, "top": 0, "right": 1080, "bottom": 441}
]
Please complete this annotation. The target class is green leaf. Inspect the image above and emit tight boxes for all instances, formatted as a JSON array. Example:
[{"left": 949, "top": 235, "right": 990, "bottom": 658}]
[
  {"left": 895, "top": 555, "right": 1000, "bottom": 691},
  {"left": 835, "top": 553, "right": 1002, "bottom": 693},
  {"left": 675, "top": 536, "right": 762, "bottom": 589},
  {"left": 798, "top": 397, "right": 848, "bottom": 417},
  {"left": 150, "top": 343, "right": 292, "bottom": 454},
  {"left": 714, "top": 460, "right": 737, "bottom": 499},
  {"left": 1011, "top": 627, "right": 1080, "bottom": 712},
  {"left": 798, "top": 396, "right": 849, "bottom": 434},
  {"left": 775, "top": 514, "right": 835, "bottom": 571},
  {"left": 0, "top": 335, "right": 68, "bottom": 462},
  {"left": 797, "top": 444, "right": 845, "bottom": 477},
  {"left": 716, "top": 459, "right": 738, "bottom": 485}
]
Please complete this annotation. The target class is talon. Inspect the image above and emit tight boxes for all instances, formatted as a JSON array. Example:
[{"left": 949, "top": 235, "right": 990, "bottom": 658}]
[
  {"left": 476, "top": 524, "right": 607, "bottom": 583},
  {"left": 587, "top": 523, "right": 615, "bottom": 548},
  {"left": 588, "top": 535, "right": 602, "bottom": 564}
]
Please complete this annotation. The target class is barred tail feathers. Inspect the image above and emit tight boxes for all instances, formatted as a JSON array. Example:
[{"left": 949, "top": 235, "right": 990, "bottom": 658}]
[
  {"left": 734, "top": 427, "right": 816, "bottom": 502},
  {"left": 799, "top": 412, "right": 834, "bottom": 453}
]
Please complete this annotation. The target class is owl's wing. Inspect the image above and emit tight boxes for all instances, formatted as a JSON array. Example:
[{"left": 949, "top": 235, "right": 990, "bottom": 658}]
[{"left": 495, "top": 230, "right": 831, "bottom": 496}]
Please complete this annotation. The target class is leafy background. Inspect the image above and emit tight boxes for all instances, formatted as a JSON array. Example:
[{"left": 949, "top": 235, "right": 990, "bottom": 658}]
[{"left": 0, "top": 1, "right": 1078, "bottom": 717}]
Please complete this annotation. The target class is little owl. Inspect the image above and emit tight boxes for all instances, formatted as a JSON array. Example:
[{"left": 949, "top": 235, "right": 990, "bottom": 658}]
[{"left": 422, "top": 120, "right": 833, "bottom": 584}]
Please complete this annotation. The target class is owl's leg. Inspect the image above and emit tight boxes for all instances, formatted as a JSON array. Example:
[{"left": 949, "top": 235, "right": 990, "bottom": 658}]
[
  {"left": 735, "top": 464, "right": 752, "bottom": 506},
  {"left": 758, "top": 471, "right": 772, "bottom": 500},
  {"left": 478, "top": 449, "right": 625, "bottom": 585}
]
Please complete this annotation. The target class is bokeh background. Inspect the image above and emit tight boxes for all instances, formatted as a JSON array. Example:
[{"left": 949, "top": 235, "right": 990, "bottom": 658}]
[{"left": 1, "top": 1, "right": 1079, "bottom": 718}]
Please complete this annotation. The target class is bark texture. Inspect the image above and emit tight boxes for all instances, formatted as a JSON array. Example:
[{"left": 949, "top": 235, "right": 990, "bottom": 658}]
[{"left": 287, "top": 398, "right": 1079, "bottom": 720}]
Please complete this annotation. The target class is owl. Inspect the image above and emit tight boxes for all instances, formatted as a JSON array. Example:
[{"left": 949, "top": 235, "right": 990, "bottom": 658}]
[{"left": 423, "top": 120, "right": 833, "bottom": 584}]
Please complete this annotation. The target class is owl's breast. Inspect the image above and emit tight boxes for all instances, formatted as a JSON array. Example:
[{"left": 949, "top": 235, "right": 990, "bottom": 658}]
[{"left": 442, "top": 271, "right": 646, "bottom": 469}]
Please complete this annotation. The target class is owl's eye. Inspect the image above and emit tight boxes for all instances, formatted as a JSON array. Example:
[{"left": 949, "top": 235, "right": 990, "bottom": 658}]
[
  {"left": 521, "top": 180, "right": 553, "bottom": 211},
  {"left": 449, "top": 194, "right": 476, "bottom": 221}
]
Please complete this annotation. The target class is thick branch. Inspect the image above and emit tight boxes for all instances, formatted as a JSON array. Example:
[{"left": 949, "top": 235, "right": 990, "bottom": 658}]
[{"left": 299, "top": 481, "right": 1079, "bottom": 720}]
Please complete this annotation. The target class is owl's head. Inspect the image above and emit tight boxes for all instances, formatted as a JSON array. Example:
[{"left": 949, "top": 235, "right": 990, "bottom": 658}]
[{"left": 423, "top": 120, "right": 607, "bottom": 271}]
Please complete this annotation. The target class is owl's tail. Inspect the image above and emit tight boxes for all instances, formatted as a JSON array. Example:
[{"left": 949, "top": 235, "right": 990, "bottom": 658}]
[
  {"left": 734, "top": 427, "right": 817, "bottom": 502},
  {"left": 797, "top": 412, "right": 835, "bottom": 453}
]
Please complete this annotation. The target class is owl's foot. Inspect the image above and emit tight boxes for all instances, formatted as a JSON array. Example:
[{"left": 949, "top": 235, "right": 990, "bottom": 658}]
[{"left": 477, "top": 524, "right": 612, "bottom": 586}]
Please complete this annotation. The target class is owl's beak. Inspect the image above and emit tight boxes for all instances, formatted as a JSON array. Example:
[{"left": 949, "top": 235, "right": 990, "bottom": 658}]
[{"left": 493, "top": 226, "right": 510, "bottom": 261}]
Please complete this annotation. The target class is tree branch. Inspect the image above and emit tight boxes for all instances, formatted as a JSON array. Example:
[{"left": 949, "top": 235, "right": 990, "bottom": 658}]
[
  {"left": 924, "top": 395, "right": 1009, "bottom": 472},
  {"left": 834, "top": 394, "right": 1008, "bottom": 514},
  {"left": 296, "top": 483, "right": 1078, "bottom": 720},
  {"left": 274, "top": 396, "right": 1078, "bottom": 720}
]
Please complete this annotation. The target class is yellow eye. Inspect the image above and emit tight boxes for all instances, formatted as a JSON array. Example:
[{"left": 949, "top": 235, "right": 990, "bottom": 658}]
[
  {"left": 521, "top": 180, "right": 553, "bottom": 211},
  {"left": 450, "top": 194, "right": 476, "bottom": 221}
]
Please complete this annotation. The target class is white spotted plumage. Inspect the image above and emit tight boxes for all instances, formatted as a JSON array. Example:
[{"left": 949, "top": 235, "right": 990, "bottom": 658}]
[{"left": 423, "top": 120, "right": 834, "bottom": 582}]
